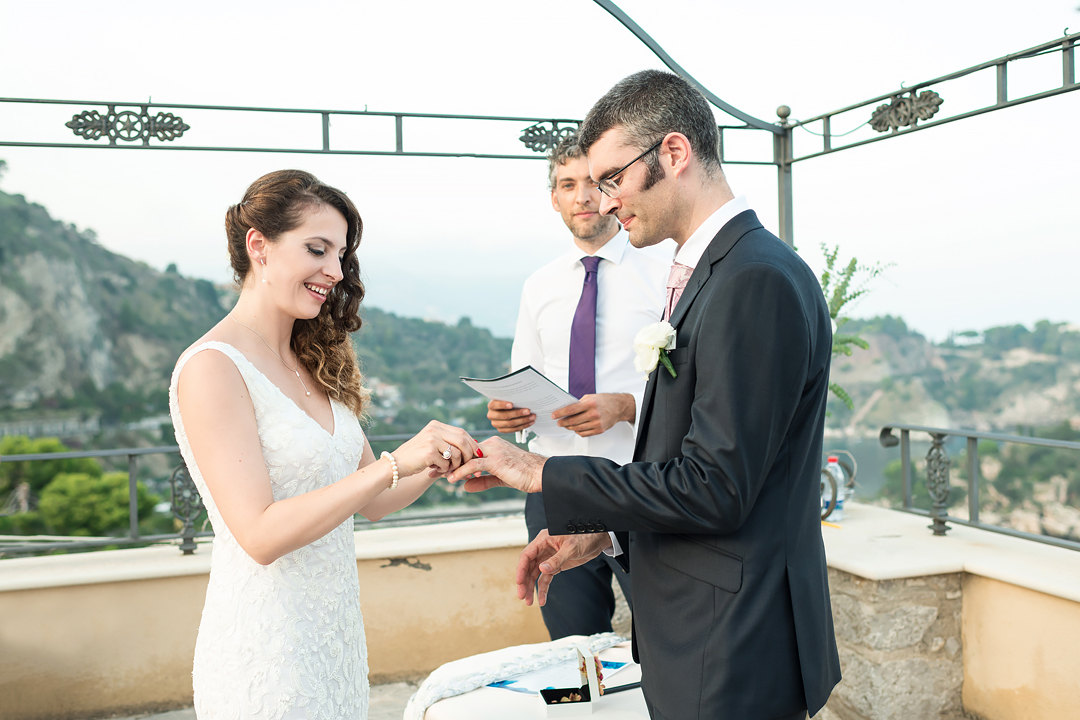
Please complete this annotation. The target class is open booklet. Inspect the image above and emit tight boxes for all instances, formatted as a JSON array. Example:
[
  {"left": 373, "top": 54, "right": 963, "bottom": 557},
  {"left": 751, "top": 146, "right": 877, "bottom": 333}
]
[{"left": 461, "top": 366, "right": 578, "bottom": 437}]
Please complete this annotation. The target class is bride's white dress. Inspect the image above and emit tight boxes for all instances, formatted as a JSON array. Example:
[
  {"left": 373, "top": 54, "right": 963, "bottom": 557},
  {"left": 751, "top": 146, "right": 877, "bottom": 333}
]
[{"left": 169, "top": 341, "right": 369, "bottom": 719}]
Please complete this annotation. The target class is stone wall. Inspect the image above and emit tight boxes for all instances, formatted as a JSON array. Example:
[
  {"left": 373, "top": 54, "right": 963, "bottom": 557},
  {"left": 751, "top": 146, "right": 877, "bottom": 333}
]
[{"left": 817, "top": 569, "right": 972, "bottom": 720}]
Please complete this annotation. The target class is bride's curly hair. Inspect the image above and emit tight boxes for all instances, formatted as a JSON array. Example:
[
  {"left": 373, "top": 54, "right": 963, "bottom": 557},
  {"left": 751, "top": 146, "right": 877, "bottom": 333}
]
[{"left": 225, "top": 169, "right": 369, "bottom": 417}]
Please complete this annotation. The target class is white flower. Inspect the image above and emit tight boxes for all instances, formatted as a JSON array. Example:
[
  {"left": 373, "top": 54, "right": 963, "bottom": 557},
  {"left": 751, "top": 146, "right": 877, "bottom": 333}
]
[{"left": 633, "top": 321, "right": 677, "bottom": 377}]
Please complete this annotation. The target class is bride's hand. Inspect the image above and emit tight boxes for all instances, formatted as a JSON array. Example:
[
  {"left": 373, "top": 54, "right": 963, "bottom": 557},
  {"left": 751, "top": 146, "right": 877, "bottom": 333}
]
[{"left": 391, "top": 421, "right": 479, "bottom": 478}]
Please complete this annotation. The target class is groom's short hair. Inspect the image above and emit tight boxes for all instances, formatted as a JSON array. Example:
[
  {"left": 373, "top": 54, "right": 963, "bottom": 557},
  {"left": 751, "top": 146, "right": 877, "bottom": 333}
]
[{"left": 578, "top": 70, "right": 723, "bottom": 177}]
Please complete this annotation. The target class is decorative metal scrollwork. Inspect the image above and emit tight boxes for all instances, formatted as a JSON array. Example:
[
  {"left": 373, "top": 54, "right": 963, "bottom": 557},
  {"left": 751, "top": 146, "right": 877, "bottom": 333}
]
[
  {"left": 65, "top": 105, "right": 190, "bottom": 146},
  {"left": 869, "top": 89, "right": 943, "bottom": 133},
  {"left": 170, "top": 463, "right": 204, "bottom": 554},
  {"left": 925, "top": 433, "right": 952, "bottom": 536},
  {"left": 519, "top": 121, "right": 580, "bottom": 154}
]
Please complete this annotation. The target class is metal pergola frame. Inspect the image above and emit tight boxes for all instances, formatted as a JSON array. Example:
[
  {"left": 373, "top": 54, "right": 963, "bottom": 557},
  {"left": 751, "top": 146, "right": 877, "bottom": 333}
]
[
  {"left": 0, "top": 3, "right": 1075, "bottom": 247},
  {"left": 0, "top": 6, "right": 1078, "bottom": 557}
]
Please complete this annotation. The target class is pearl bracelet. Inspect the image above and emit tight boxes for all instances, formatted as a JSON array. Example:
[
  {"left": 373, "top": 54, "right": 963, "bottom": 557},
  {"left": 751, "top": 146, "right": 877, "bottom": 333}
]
[{"left": 379, "top": 451, "right": 399, "bottom": 490}]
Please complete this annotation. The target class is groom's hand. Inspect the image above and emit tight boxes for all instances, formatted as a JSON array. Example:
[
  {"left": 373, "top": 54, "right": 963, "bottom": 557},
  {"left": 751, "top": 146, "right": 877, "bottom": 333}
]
[
  {"left": 446, "top": 436, "right": 545, "bottom": 494},
  {"left": 516, "top": 530, "right": 613, "bottom": 606}
]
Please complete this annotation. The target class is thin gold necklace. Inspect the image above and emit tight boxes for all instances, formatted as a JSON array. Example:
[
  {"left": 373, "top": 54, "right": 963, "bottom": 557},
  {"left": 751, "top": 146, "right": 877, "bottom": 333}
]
[{"left": 229, "top": 315, "right": 311, "bottom": 397}]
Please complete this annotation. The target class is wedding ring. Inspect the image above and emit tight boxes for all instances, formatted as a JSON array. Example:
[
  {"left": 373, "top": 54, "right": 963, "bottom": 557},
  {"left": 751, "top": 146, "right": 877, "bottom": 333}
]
[{"left": 441, "top": 447, "right": 453, "bottom": 460}]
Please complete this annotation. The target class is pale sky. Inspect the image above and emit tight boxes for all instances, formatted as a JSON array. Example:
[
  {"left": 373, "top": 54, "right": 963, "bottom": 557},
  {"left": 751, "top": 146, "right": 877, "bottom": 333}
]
[{"left": 1, "top": 0, "right": 1077, "bottom": 341}]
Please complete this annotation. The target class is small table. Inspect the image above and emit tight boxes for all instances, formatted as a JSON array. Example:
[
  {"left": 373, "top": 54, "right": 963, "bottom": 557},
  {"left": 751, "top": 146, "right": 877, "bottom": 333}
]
[{"left": 424, "top": 643, "right": 649, "bottom": 719}]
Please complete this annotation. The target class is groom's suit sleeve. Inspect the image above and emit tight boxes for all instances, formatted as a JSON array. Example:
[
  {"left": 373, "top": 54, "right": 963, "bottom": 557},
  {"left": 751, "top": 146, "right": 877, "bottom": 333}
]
[{"left": 541, "top": 235, "right": 824, "bottom": 536}]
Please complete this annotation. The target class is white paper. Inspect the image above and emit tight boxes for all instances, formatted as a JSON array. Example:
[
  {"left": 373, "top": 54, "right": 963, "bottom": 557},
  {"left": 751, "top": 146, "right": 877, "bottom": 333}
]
[
  {"left": 461, "top": 366, "right": 578, "bottom": 437},
  {"left": 487, "top": 659, "right": 629, "bottom": 694}
]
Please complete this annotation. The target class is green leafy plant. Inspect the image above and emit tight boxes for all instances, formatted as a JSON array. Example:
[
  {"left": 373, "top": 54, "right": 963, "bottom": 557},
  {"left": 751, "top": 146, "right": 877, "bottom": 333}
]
[
  {"left": 36, "top": 471, "right": 160, "bottom": 536},
  {"left": 818, "top": 243, "right": 891, "bottom": 409}
]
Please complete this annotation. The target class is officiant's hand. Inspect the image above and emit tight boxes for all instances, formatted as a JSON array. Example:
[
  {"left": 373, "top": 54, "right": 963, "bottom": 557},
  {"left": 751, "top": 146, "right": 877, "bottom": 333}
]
[
  {"left": 446, "top": 437, "right": 545, "bottom": 494},
  {"left": 487, "top": 399, "right": 536, "bottom": 434},
  {"left": 552, "top": 392, "right": 635, "bottom": 437},
  {"left": 516, "top": 529, "right": 612, "bottom": 606}
]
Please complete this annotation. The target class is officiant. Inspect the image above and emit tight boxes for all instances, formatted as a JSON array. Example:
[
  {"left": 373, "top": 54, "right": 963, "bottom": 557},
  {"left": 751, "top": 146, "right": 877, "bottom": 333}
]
[{"left": 485, "top": 132, "right": 669, "bottom": 639}]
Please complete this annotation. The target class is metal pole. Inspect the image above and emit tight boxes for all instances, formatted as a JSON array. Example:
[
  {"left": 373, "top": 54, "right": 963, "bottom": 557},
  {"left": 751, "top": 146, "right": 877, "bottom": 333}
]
[
  {"left": 590, "top": 0, "right": 780, "bottom": 134},
  {"left": 774, "top": 106, "right": 794, "bottom": 246},
  {"left": 1064, "top": 37, "right": 1076, "bottom": 87},
  {"left": 967, "top": 436, "right": 980, "bottom": 523},
  {"left": 901, "top": 430, "right": 912, "bottom": 509},
  {"left": 128, "top": 454, "right": 140, "bottom": 540}
]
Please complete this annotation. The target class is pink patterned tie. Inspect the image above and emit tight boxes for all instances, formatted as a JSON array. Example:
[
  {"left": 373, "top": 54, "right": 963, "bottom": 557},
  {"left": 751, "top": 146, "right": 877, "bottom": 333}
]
[{"left": 663, "top": 262, "right": 694, "bottom": 321}]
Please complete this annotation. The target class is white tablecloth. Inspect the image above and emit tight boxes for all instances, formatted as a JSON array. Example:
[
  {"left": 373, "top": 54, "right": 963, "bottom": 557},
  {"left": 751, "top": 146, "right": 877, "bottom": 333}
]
[{"left": 423, "top": 642, "right": 648, "bottom": 720}]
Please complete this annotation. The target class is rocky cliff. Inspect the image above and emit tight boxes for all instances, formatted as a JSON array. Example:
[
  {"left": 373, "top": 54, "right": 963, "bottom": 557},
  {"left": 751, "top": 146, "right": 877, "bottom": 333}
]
[
  {"left": 0, "top": 188, "right": 228, "bottom": 417},
  {"left": 826, "top": 317, "right": 1080, "bottom": 435}
]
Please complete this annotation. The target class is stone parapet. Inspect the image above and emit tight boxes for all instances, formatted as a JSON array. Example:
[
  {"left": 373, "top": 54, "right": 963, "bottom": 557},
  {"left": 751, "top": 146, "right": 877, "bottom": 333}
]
[
  {"left": 817, "top": 503, "right": 1080, "bottom": 720},
  {"left": 821, "top": 571, "right": 967, "bottom": 719}
]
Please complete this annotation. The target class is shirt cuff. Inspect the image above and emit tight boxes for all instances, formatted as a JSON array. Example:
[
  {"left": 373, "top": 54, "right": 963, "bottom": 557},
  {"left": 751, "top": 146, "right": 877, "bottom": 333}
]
[
  {"left": 603, "top": 532, "right": 623, "bottom": 557},
  {"left": 630, "top": 388, "right": 646, "bottom": 428}
]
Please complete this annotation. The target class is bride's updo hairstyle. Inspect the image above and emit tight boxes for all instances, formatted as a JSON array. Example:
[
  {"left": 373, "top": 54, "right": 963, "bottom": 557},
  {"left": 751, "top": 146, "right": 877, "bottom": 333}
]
[{"left": 226, "top": 169, "right": 369, "bottom": 416}]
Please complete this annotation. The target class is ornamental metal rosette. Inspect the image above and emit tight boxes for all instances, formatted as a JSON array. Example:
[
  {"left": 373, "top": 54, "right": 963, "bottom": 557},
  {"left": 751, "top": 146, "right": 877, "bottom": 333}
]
[
  {"left": 925, "top": 433, "right": 952, "bottom": 536},
  {"left": 170, "top": 463, "right": 204, "bottom": 554},
  {"left": 518, "top": 121, "right": 580, "bottom": 154},
  {"left": 869, "top": 89, "right": 944, "bottom": 133},
  {"left": 65, "top": 104, "right": 190, "bottom": 146}
]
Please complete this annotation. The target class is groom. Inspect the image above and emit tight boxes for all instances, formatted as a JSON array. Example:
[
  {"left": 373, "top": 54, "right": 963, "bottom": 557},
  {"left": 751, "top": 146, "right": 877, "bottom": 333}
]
[{"left": 451, "top": 69, "right": 840, "bottom": 719}]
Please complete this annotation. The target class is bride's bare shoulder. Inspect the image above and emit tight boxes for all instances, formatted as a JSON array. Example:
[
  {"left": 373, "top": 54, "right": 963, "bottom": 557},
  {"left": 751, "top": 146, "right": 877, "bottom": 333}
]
[{"left": 176, "top": 326, "right": 246, "bottom": 394}]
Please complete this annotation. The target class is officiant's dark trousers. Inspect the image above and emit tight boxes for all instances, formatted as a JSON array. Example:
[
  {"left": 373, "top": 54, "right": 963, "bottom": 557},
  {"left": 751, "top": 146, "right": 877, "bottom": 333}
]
[{"left": 525, "top": 492, "right": 632, "bottom": 640}]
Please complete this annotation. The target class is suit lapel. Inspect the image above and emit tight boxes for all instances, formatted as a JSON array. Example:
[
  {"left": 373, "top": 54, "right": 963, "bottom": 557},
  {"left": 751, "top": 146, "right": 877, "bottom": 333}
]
[
  {"left": 632, "top": 210, "right": 764, "bottom": 459},
  {"left": 634, "top": 365, "right": 660, "bottom": 458},
  {"left": 668, "top": 210, "right": 760, "bottom": 329}
]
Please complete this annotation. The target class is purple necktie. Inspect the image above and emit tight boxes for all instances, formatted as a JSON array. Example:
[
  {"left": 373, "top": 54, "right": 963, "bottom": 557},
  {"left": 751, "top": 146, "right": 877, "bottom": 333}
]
[{"left": 568, "top": 256, "right": 601, "bottom": 398}]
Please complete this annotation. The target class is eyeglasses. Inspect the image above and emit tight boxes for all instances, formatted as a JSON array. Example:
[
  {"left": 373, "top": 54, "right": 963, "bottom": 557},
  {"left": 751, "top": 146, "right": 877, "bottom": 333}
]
[{"left": 595, "top": 139, "right": 663, "bottom": 198}]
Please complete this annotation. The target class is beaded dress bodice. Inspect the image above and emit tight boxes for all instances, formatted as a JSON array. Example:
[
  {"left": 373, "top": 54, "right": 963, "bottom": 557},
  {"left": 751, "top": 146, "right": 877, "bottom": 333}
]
[{"left": 169, "top": 341, "right": 369, "bottom": 719}]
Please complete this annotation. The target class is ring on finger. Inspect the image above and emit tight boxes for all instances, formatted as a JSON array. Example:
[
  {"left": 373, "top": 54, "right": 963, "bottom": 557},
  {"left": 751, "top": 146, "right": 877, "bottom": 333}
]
[{"left": 441, "top": 446, "right": 453, "bottom": 460}]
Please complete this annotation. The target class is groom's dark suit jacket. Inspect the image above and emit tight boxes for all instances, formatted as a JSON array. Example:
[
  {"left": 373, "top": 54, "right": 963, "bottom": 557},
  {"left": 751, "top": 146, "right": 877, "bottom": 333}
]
[{"left": 543, "top": 210, "right": 841, "bottom": 719}]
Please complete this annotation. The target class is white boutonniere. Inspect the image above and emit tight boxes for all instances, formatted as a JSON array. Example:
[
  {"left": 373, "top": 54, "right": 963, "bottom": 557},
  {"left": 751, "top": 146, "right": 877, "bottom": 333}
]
[{"left": 633, "top": 321, "right": 677, "bottom": 379}]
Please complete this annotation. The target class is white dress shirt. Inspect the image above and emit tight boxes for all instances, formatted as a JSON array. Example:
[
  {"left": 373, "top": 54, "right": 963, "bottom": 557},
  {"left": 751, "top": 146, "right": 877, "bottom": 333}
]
[
  {"left": 511, "top": 230, "right": 672, "bottom": 464},
  {"left": 673, "top": 196, "right": 751, "bottom": 270}
]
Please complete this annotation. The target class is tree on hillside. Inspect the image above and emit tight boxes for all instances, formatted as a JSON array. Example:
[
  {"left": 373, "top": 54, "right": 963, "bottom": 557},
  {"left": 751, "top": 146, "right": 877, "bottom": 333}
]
[
  {"left": 0, "top": 435, "right": 170, "bottom": 538},
  {"left": 0, "top": 436, "right": 102, "bottom": 497},
  {"left": 982, "top": 324, "right": 1030, "bottom": 353},
  {"left": 36, "top": 471, "right": 160, "bottom": 536}
]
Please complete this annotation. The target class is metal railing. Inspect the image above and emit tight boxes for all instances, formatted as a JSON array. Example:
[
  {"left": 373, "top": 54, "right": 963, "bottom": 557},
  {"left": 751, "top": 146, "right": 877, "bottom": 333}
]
[
  {"left": 0, "top": 431, "right": 510, "bottom": 558},
  {"left": 879, "top": 423, "right": 1080, "bottom": 551},
  {"left": 789, "top": 32, "right": 1079, "bottom": 163},
  {"left": 10, "top": 424, "right": 1079, "bottom": 556}
]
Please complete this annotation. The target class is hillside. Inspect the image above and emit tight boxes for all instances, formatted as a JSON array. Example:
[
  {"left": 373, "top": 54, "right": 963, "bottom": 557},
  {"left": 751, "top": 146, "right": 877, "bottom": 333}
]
[
  {"left": 0, "top": 187, "right": 227, "bottom": 422},
  {"left": 2, "top": 171, "right": 1078, "bottom": 443},
  {"left": 0, "top": 181, "right": 509, "bottom": 435},
  {"left": 825, "top": 316, "right": 1080, "bottom": 435}
]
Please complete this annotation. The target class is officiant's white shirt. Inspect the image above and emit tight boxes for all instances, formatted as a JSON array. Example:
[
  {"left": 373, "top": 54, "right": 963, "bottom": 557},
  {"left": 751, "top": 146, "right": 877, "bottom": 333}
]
[{"left": 511, "top": 230, "right": 671, "bottom": 463}]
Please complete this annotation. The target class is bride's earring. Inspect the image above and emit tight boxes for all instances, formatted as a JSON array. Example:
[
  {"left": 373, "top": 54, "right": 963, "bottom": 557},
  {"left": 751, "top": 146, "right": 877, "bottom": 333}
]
[{"left": 260, "top": 257, "right": 267, "bottom": 284}]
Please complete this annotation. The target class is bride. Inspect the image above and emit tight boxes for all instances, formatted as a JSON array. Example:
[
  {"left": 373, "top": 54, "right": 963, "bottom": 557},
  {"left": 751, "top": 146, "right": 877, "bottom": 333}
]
[{"left": 169, "top": 169, "right": 478, "bottom": 718}]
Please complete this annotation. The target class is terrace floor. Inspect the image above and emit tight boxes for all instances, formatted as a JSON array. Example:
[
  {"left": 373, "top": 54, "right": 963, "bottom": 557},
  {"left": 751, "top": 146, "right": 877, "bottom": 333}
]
[{"left": 98, "top": 681, "right": 421, "bottom": 720}]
